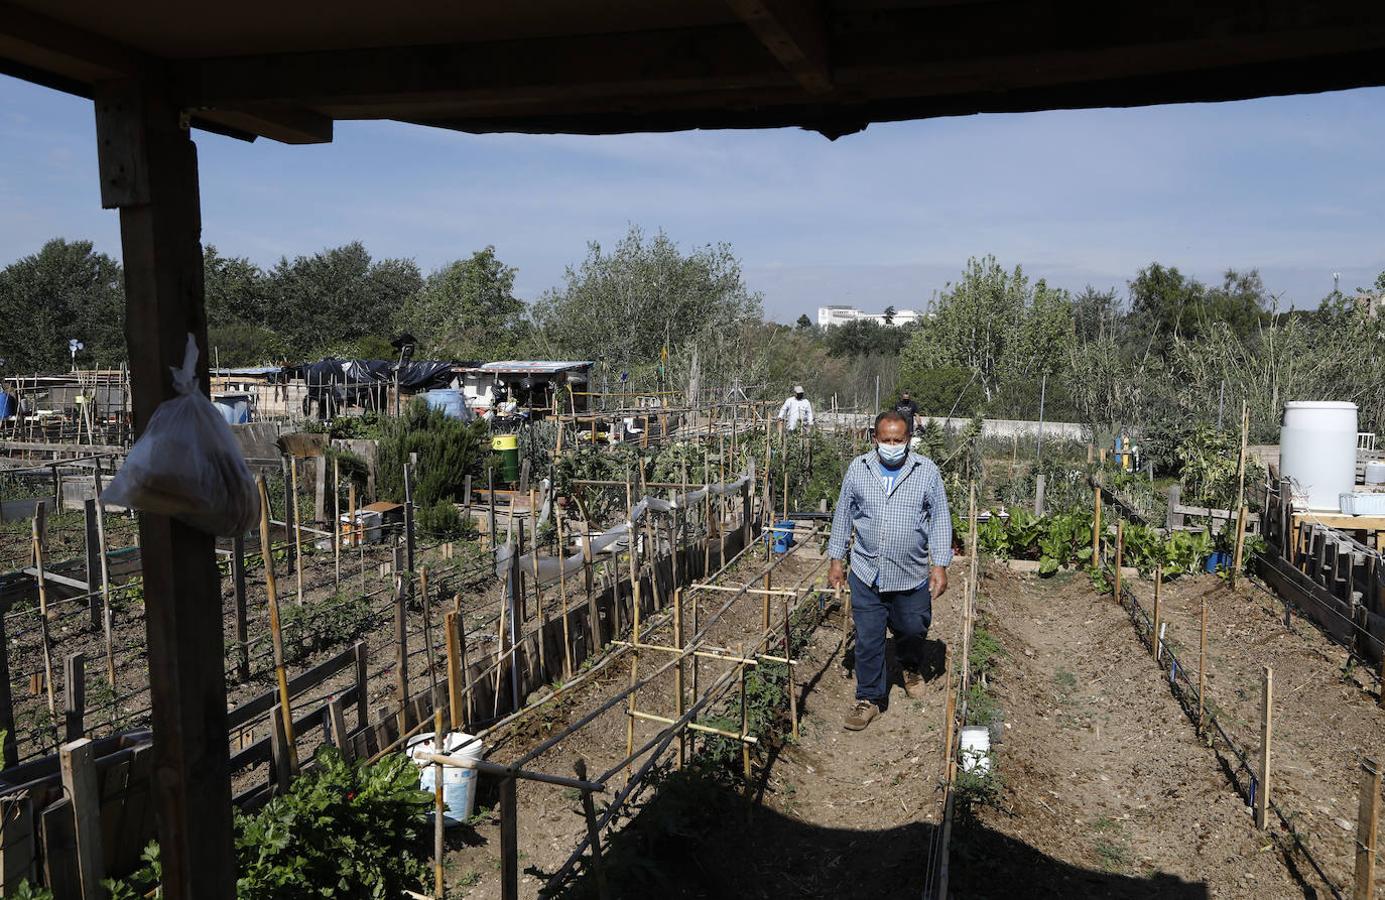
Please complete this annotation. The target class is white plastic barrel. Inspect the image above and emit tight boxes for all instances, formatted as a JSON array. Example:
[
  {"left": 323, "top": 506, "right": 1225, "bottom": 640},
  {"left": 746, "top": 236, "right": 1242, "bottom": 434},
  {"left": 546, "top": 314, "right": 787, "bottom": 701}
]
[
  {"left": 1366, "top": 461, "right": 1385, "bottom": 486},
  {"left": 1281, "top": 401, "right": 1358, "bottom": 511},
  {"left": 407, "top": 731, "right": 483, "bottom": 826}
]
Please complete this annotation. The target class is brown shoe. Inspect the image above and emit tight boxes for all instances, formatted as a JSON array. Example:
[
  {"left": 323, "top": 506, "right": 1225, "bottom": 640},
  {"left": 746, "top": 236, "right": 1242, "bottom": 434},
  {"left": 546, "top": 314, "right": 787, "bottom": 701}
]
[
  {"left": 902, "top": 670, "right": 924, "bottom": 699},
  {"left": 844, "top": 699, "right": 881, "bottom": 731}
]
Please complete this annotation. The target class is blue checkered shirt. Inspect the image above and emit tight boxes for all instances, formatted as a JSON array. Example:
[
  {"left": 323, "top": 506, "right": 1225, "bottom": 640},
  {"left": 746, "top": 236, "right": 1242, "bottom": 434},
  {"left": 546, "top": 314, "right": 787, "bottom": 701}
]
[{"left": 828, "top": 451, "right": 954, "bottom": 591}]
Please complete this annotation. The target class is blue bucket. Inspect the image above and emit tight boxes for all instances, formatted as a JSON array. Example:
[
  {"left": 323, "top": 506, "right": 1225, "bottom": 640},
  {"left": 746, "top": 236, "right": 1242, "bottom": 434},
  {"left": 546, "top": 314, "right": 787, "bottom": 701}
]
[
  {"left": 768, "top": 520, "right": 796, "bottom": 553},
  {"left": 1205, "top": 550, "right": 1231, "bottom": 574}
]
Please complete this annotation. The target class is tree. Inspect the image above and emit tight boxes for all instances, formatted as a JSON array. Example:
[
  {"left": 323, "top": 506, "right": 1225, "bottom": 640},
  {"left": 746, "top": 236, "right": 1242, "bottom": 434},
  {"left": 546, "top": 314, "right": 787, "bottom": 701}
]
[
  {"left": 795, "top": 313, "right": 812, "bottom": 329},
  {"left": 1072, "top": 286, "right": 1119, "bottom": 342},
  {"left": 394, "top": 247, "right": 526, "bottom": 360},
  {"left": 533, "top": 226, "right": 762, "bottom": 376},
  {"left": 882, "top": 305, "right": 896, "bottom": 325},
  {"left": 263, "top": 242, "right": 422, "bottom": 358},
  {"left": 0, "top": 238, "right": 125, "bottom": 372},
  {"left": 825, "top": 318, "right": 908, "bottom": 358},
  {"left": 204, "top": 246, "right": 266, "bottom": 327}
]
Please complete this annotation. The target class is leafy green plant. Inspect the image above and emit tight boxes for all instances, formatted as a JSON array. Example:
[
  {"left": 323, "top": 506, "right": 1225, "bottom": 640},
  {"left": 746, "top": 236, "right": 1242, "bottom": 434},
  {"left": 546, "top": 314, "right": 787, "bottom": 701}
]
[
  {"left": 7, "top": 881, "right": 54, "bottom": 900},
  {"left": 235, "top": 747, "right": 432, "bottom": 899},
  {"left": 103, "top": 842, "right": 161, "bottom": 899}
]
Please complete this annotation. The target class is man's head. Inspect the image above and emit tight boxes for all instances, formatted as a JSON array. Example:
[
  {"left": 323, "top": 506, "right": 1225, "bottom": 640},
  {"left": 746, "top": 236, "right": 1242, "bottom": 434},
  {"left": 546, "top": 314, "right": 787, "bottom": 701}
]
[
  {"left": 793, "top": 384, "right": 805, "bottom": 399},
  {"left": 900, "top": 391, "right": 911, "bottom": 401},
  {"left": 873, "top": 410, "right": 910, "bottom": 466}
]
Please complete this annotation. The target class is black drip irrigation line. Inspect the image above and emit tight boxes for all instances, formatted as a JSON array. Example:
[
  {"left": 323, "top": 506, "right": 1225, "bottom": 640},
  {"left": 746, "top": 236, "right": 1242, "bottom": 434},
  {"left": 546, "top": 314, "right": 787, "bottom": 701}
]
[{"left": 1097, "top": 541, "right": 1346, "bottom": 900}]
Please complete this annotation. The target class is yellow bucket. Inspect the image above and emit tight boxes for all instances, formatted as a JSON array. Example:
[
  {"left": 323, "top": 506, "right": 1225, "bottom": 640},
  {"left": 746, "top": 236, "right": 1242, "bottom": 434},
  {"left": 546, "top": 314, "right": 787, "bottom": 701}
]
[{"left": 491, "top": 434, "right": 518, "bottom": 451}]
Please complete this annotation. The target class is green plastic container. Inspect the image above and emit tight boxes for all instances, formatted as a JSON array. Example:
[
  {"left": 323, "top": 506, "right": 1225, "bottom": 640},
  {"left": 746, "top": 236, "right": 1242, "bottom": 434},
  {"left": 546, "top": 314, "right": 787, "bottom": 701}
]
[{"left": 492, "top": 434, "right": 520, "bottom": 483}]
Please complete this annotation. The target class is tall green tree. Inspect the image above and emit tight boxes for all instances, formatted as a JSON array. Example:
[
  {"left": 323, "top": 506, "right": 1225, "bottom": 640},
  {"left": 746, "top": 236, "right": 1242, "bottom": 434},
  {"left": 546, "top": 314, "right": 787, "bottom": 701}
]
[
  {"left": 533, "top": 225, "right": 762, "bottom": 376},
  {"left": 263, "top": 242, "right": 422, "bottom": 358},
  {"left": 394, "top": 247, "right": 527, "bottom": 360},
  {"left": 0, "top": 238, "right": 125, "bottom": 372}
]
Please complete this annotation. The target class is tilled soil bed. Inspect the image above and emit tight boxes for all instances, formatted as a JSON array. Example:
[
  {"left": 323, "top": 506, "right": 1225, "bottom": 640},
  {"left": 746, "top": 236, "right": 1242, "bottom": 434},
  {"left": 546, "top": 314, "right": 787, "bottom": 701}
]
[{"left": 950, "top": 567, "right": 1316, "bottom": 899}]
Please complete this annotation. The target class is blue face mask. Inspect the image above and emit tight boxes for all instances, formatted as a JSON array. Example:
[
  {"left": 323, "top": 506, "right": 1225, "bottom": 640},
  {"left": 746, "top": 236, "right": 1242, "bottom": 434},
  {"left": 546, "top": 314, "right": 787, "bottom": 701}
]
[{"left": 877, "top": 442, "right": 907, "bottom": 465}]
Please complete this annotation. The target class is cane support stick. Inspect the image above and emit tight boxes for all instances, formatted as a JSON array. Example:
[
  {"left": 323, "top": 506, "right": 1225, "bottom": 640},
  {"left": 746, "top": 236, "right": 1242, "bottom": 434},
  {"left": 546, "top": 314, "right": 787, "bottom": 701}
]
[{"left": 257, "top": 476, "right": 298, "bottom": 771}]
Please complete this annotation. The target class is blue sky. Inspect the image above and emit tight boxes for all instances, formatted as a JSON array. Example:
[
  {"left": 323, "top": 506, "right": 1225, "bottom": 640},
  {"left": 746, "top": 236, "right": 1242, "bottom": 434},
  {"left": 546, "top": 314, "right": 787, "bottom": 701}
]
[{"left": 2, "top": 74, "right": 1383, "bottom": 321}]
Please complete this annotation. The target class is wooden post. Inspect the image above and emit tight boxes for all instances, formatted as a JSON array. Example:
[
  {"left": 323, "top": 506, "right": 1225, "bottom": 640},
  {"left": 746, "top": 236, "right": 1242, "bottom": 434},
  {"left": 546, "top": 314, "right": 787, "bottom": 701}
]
[
  {"left": 91, "top": 464, "right": 114, "bottom": 687},
  {"left": 420, "top": 566, "right": 439, "bottom": 707},
  {"left": 556, "top": 511, "right": 573, "bottom": 678},
  {"left": 393, "top": 543, "right": 410, "bottom": 723},
  {"left": 1232, "top": 505, "right": 1249, "bottom": 581},
  {"left": 1198, "top": 596, "right": 1208, "bottom": 733},
  {"left": 528, "top": 490, "right": 548, "bottom": 681},
  {"left": 256, "top": 476, "right": 298, "bottom": 771},
  {"left": 327, "top": 697, "right": 348, "bottom": 755},
  {"left": 582, "top": 530, "right": 600, "bottom": 650},
  {"left": 354, "top": 641, "right": 369, "bottom": 729},
  {"left": 1256, "top": 665, "right": 1273, "bottom": 829},
  {"left": 445, "top": 611, "right": 464, "bottom": 730},
  {"left": 673, "top": 587, "right": 687, "bottom": 768},
  {"left": 455, "top": 597, "right": 474, "bottom": 727},
  {"left": 63, "top": 653, "right": 85, "bottom": 743},
  {"left": 32, "top": 510, "right": 57, "bottom": 716},
  {"left": 1152, "top": 567, "right": 1163, "bottom": 661},
  {"left": 83, "top": 499, "right": 102, "bottom": 628},
  {"left": 314, "top": 454, "right": 327, "bottom": 524},
  {"left": 783, "top": 593, "right": 798, "bottom": 741},
  {"left": 290, "top": 456, "right": 304, "bottom": 605},
  {"left": 333, "top": 457, "right": 341, "bottom": 590},
  {"left": 500, "top": 775, "right": 518, "bottom": 900},
  {"left": 0, "top": 613, "right": 17, "bottom": 768},
  {"left": 1092, "top": 484, "right": 1102, "bottom": 566},
  {"left": 433, "top": 708, "right": 446, "bottom": 900},
  {"left": 232, "top": 534, "right": 249, "bottom": 683},
  {"left": 574, "top": 759, "right": 610, "bottom": 900},
  {"left": 1114, "top": 520, "right": 1124, "bottom": 599},
  {"left": 60, "top": 737, "right": 104, "bottom": 900},
  {"left": 1354, "top": 758, "right": 1381, "bottom": 900},
  {"left": 403, "top": 462, "right": 417, "bottom": 600},
  {"left": 269, "top": 705, "right": 293, "bottom": 794}
]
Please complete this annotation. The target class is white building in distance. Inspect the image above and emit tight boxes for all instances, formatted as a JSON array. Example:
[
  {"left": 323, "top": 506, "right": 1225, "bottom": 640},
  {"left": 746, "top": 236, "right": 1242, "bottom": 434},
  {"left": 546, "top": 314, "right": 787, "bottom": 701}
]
[{"left": 817, "top": 305, "right": 921, "bottom": 328}]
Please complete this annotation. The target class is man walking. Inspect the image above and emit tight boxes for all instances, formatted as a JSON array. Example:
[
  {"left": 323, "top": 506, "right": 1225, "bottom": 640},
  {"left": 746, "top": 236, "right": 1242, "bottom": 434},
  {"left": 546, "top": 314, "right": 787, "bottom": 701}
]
[
  {"left": 894, "top": 391, "right": 919, "bottom": 430},
  {"left": 827, "top": 410, "right": 952, "bottom": 730},
  {"left": 778, "top": 384, "right": 814, "bottom": 432}
]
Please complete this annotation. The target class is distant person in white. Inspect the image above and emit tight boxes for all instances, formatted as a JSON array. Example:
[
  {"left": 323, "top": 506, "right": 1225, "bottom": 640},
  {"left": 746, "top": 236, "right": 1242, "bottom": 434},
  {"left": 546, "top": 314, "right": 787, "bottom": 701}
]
[{"left": 779, "top": 385, "right": 814, "bottom": 432}]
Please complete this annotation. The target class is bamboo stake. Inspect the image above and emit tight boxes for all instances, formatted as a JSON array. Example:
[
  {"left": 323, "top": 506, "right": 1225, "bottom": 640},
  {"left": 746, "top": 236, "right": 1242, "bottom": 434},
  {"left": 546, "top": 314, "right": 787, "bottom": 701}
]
[
  {"left": 1198, "top": 596, "right": 1208, "bottom": 734},
  {"left": 256, "top": 475, "right": 298, "bottom": 771},
  {"left": 556, "top": 510, "right": 573, "bottom": 678},
  {"left": 455, "top": 594, "right": 474, "bottom": 726},
  {"left": 1093, "top": 484, "right": 1102, "bottom": 564},
  {"left": 1255, "top": 665, "right": 1273, "bottom": 829},
  {"left": 1354, "top": 758, "right": 1381, "bottom": 900},
  {"left": 30, "top": 512, "right": 56, "bottom": 716},
  {"left": 291, "top": 456, "right": 304, "bottom": 605},
  {"left": 530, "top": 488, "right": 547, "bottom": 679},
  {"left": 1114, "top": 520, "right": 1124, "bottom": 599},
  {"left": 1152, "top": 566, "right": 1163, "bottom": 661},
  {"left": 625, "top": 516, "right": 640, "bottom": 782},
  {"left": 739, "top": 642, "right": 751, "bottom": 782},
  {"left": 1232, "top": 505, "right": 1249, "bottom": 583},
  {"left": 445, "top": 610, "right": 463, "bottom": 731},
  {"left": 433, "top": 708, "right": 446, "bottom": 900}
]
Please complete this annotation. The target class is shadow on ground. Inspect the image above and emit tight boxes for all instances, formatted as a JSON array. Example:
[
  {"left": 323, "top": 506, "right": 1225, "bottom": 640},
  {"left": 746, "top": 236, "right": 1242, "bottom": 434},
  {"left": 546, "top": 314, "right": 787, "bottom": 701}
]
[{"left": 549, "top": 772, "right": 1210, "bottom": 899}]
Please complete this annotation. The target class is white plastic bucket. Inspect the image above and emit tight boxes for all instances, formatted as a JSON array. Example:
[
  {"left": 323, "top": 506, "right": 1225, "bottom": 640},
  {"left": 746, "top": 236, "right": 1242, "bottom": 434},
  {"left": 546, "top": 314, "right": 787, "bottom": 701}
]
[
  {"left": 960, "top": 725, "right": 992, "bottom": 774},
  {"left": 407, "top": 731, "right": 483, "bottom": 826}
]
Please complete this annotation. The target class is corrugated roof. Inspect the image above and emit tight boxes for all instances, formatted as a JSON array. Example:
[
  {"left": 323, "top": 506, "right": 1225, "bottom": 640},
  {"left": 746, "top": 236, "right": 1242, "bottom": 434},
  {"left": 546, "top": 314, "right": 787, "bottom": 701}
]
[{"left": 474, "top": 361, "right": 593, "bottom": 374}]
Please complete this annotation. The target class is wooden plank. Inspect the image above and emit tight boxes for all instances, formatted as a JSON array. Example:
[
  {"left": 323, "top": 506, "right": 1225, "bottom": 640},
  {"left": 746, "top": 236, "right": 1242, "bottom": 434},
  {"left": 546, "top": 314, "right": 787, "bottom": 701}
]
[
  {"left": 0, "top": 614, "right": 18, "bottom": 768},
  {"left": 40, "top": 797, "right": 78, "bottom": 898},
  {"left": 228, "top": 689, "right": 353, "bottom": 772},
  {"left": 63, "top": 653, "right": 85, "bottom": 743},
  {"left": 60, "top": 739, "right": 104, "bottom": 899},
  {"left": 268, "top": 705, "right": 293, "bottom": 795},
  {"left": 1355, "top": 758, "right": 1381, "bottom": 900},
  {"left": 326, "top": 697, "right": 349, "bottom": 759},
  {"left": 0, "top": 793, "right": 35, "bottom": 892},
  {"left": 726, "top": 0, "right": 831, "bottom": 93},
  {"left": 113, "top": 744, "right": 153, "bottom": 874},
  {"left": 225, "top": 643, "right": 358, "bottom": 731},
  {"left": 1254, "top": 554, "right": 1357, "bottom": 646},
  {"left": 97, "top": 757, "right": 130, "bottom": 875}
]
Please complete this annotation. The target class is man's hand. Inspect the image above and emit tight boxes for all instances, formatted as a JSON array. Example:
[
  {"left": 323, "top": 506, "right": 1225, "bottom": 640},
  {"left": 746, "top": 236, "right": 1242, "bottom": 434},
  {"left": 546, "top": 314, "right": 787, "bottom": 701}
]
[
  {"left": 930, "top": 565, "right": 948, "bottom": 600},
  {"left": 828, "top": 559, "right": 846, "bottom": 591}
]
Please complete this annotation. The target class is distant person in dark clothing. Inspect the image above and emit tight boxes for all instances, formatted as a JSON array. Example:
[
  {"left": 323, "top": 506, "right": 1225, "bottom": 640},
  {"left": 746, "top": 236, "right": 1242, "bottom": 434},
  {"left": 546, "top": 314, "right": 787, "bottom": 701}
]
[{"left": 894, "top": 392, "right": 919, "bottom": 430}]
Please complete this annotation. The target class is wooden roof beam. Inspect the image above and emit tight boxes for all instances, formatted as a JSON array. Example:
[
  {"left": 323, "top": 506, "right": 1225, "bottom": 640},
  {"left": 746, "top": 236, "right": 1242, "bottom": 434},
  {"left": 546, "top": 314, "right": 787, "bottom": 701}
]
[{"left": 725, "top": 0, "right": 832, "bottom": 94}]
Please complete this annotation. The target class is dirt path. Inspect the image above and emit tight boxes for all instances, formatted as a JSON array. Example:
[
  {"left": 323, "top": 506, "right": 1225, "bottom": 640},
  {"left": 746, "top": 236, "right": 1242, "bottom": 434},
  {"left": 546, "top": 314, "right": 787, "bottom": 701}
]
[
  {"left": 951, "top": 567, "right": 1313, "bottom": 899},
  {"left": 440, "top": 553, "right": 963, "bottom": 899}
]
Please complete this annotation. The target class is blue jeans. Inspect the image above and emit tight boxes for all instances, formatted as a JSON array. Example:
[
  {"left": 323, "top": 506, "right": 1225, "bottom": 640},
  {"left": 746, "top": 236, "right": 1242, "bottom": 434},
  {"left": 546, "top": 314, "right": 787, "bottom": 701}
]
[{"left": 850, "top": 570, "right": 931, "bottom": 703}]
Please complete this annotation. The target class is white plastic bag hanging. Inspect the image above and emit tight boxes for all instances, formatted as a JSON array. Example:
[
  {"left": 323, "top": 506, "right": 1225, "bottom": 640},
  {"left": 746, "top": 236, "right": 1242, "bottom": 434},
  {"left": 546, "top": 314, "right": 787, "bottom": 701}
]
[{"left": 104, "top": 334, "right": 259, "bottom": 536}]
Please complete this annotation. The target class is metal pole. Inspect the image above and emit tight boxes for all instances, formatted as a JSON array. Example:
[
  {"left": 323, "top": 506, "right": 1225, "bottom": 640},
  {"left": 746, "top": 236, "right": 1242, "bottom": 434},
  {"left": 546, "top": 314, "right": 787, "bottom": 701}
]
[{"left": 1035, "top": 372, "right": 1047, "bottom": 462}]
